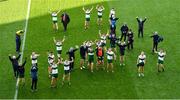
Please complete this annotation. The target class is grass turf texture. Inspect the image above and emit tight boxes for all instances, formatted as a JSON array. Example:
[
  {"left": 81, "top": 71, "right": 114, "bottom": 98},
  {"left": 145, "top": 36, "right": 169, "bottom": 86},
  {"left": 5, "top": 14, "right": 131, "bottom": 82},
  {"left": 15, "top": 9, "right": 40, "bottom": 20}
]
[{"left": 0, "top": 0, "right": 180, "bottom": 99}]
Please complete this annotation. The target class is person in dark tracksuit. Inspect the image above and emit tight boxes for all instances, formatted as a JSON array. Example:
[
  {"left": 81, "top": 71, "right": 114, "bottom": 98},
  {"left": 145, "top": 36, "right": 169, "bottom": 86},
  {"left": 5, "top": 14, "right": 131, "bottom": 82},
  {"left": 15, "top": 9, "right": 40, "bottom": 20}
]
[
  {"left": 66, "top": 46, "right": 79, "bottom": 70},
  {"left": 136, "top": 17, "right": 147, "bottom": 38},
  {"left": 17, "top": 57, "right": 27, "bottom": 86},
  {"left": 9, "top": 54, "right": 21, "bottom": 78},
  {"left": 127, "top": 29, "right": 134, "bottom": 50},
  {"left": 16, "top": 30, "right": 24, "bottom": 53},
  {"left": 61, "top": 12, "right": 70, "bottom": 31},
  {"left": 151, "top": 32, "right": 160, "bottom": 53},
  {"left": 31, "top": 64, "right": 38, "bottom": 92},
  {"left": 80, "top": 42, "right": 88, "bottom": 70},
  {"left": 120, "top": 23, "right": 129, "bottom": 41}
]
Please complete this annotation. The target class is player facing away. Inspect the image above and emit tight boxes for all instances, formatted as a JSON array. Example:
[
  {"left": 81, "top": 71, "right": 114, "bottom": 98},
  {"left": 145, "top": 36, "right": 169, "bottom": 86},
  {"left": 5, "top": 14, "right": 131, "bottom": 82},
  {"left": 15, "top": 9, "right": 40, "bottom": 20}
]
[
  {"left": 87, "top": 47, "right": 95, "bottom": 72},
  {"left": 50, "top": 60, "right": 60, "bottom": 88},
  {"left": 47, "top": 51, "right": 55, "bottom": 78},
  {"left": 53, "top": 36, "right": 65, "bottom": 59},
  {"left": 95, "top": 46, "right": 105, "bottom": 70},
  {"left": 108, "top": 33, "right": 118, "bottom": 53},
  {"left": 155, "top": 49, "right": 166, "bottom": 72},
  {"left": 82, "top": 6, "right": 94, "bottom": 30},
  {"left": 96, "top": 4, "right": 105, "bottom": 26},
  {"left": 106, "top": 48, "right": 116, "bottom": 73},
  {"left": 80, "top": 41, "right": 88, "bottom": 70},
  {"left": 116, "top": 41, "right": 127, "bottom": 66},
  {"left": 137, "top": 51, "right": 146, "bottom": 77},
  {"left": 49, "top": 9, "right": 61, "bottom": 31},
  {"left": 99, "top": 30, "right": 109, "bottom": 51},
  {"left": 30, "top": 52, "right": 40, "bottom": 66},
  {"left": 59, "top": 58, "right": 74, "bottom": 86},
  {"left": 17, "top": 57, "right": 27, "bottom": 86}
]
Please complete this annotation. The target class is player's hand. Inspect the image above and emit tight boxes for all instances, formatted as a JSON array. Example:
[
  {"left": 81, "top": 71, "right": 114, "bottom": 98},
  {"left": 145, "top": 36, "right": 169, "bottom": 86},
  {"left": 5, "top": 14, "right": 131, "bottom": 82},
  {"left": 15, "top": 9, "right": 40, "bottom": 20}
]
[{"left": 145, "top": 17, "right": 147, "bottom": 19}]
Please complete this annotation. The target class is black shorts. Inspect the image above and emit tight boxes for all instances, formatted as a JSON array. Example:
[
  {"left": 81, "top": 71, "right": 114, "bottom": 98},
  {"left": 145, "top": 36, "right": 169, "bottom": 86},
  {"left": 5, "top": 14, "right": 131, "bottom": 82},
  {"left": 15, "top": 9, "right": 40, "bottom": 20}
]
[
  {"left": 81, "top": 55, "right": 86, "bottom": 60},
  {"left": 53, "top": 21, "right": 58, "bottom": 24},
  {"left": 19, "top": 74, "right": 24, "bottom": 78},
  {"left": 120, "top": 51, "right": 125, "bottom": 56},
  {"left": 57, "top": 50, "right": 62, "bottom": 54},
  {"left": 64, "top": 70, "right": 70, "bottom": 75},
  {"left": 98, "top": 56, "right": 104, "bottom": 61},
  {"left": 98, "top": 15, "right": 102, "bottom": 18}
]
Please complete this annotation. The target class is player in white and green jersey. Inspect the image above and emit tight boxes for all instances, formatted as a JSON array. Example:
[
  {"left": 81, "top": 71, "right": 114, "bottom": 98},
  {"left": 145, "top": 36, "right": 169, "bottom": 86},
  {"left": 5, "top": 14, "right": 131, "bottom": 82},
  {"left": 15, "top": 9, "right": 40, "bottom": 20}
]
[
  {"left": 96, "top": 4, "right": 105, "bottom": 25},
  {"left": 155, "top": 49, "right": 166, "bottom": 72},
  {"left": 106, "top": 48, "right": 116, "bottom": 73},
  {"left": 137, "top": 51, "right": 146, "bottom": 77},
  {"left": 49, "top": 9, "right": 61, "bottom": 31},
  {"left": 87, "top": 47, "right": 95, "bottom": 72},
  {"left": 53, "top": 36, "right": 65, "bottom": 59},
  {"left": 51, "top": 60, "right": 60, "bottom": 88},
  {"left": 47, "top": 51, "right": 55, "bottom": 78},
  {"left": 99, "top": 30, "right": 109, "bottom": 51},
  {"left": 59, "top": 58, "right": 74, "bottom": 86},
  {"left": 82, "top": 6, "right": 94, "bottom": 29}
]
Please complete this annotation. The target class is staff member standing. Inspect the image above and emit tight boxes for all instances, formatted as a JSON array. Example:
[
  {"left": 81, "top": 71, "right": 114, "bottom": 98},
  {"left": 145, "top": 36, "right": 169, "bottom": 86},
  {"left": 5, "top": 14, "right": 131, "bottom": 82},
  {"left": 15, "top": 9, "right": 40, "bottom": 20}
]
[
  {"left": 150, "top": 32, "right": 160, "bottom": 53},
  {"left": 127, "top": 29, "right": 134, "bottom": 50},
  {"left": 30, "top": 64, "right": 38, "bottom": 92},
  {"left": 16, "top": 30, "right": 24, "bottom": 53},
  {"left": 61, "top": 12, "right": 70, "bottom": 31},
  {"left": 120, "top": 23, "right": 129, "bottom": 41},
  {"left": 9, "top": 54, "right": 21, "bottom": 78},
  {"left": 136, "top": 17, "right": 147, "bottom": 38},
  {"left": 66, "top": 46, "right": 79, "bottom": 70}
]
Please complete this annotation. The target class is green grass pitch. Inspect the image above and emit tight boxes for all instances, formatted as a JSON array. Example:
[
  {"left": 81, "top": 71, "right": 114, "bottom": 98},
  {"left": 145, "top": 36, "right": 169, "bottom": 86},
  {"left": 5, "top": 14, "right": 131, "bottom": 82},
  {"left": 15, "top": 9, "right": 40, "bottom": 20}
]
[{"left": 0, "top": 0, "right": 180, "bottom": 99}]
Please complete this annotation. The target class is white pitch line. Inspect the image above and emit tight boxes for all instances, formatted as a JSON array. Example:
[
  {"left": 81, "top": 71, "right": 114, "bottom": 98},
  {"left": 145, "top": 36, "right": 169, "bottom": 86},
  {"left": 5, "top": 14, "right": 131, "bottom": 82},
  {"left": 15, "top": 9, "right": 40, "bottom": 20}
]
[{"left": 14, "top": 0, "right": 31, "bottom": 99}]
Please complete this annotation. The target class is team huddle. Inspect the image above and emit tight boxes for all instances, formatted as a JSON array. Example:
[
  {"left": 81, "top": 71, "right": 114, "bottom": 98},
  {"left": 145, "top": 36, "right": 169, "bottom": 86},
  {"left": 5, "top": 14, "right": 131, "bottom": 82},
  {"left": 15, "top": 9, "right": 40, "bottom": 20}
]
[{"left": 8, "top": 4, "right": 166, "bottom": 92}]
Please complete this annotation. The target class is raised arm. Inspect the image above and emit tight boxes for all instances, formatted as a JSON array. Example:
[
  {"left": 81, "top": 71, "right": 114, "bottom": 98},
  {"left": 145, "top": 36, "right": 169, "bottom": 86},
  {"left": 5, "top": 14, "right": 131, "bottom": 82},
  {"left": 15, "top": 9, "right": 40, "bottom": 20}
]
[
  {"left": 16, "top": 54, "right": 21, "bottom": 60},
  {"left": 96, "top": 5, "right": 99, "bottom": 10},
  {"left": 90, "top": 6, "right": 94, "bottom": 12},
  {"left": 48, "top": 9, "right": 52, "bottom": 14},
  {"left": 53, "top": 37, "right": 56, "bottom": 43},
  {"left": 102, "top": 5, "right": 105, "bottom": 10},
  {"left": 82, "top": 7, "right": 86, "bottom": 12},
  {"left": 143, "top": 17, "right": 147, "bottom": 22},
  {"left": 99, "top": 30, "right": 102, "bottom": 36},
  {"left": 61, "top": 36, "right": 66, "bottom": 43},
  {"left": 56, "top": 10, "right": 61, "bottom": 14},
  {"left": 8, "top": 54, "right": 12, "bottom": 61},
  {"left": 136, "top": 16, "right": 140, "bottom": 22},
  {"left": 22, "top": 57, "right": 27, "bottom": 67},
  {"left": 106, "top": 30, "right": 109, "bottom": 36}
]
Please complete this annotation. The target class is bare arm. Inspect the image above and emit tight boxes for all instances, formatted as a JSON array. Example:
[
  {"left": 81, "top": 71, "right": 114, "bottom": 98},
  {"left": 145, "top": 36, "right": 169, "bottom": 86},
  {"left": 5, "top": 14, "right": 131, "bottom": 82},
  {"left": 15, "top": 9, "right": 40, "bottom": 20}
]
[
  {"left": 82, "top": 7, "right": 86, "bottom": 12},
  {"left": 56, "top": 10, "right": 61, "bottom": 14},
  {"left": 53, "top": 37, "right": 56, "bottom": 43},
  {"left": 90, "top": 6, "right": 94, "bottom": 12},
  {"left": 61, "top": 36, "right": 66, "bottom": 43}
]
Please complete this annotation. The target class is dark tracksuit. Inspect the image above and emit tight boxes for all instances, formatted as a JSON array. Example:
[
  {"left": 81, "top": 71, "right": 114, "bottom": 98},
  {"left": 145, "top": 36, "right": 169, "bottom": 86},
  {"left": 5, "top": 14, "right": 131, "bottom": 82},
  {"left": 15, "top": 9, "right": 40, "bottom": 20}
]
[
  {"left": 136, "top": 18, "right": 146, "bottom": 38},
  {"left": 151, "top": 34, "right": 159, "bottom": 52},
  {"left": 110, "top": 17, "right": 119, "bottom": 34},
  {"left": 127, "top": 32, "right": 134, "bottom": 49},
  {"left": 31, "top": 65, "right": 38, "bottom": 90},
  {"left": 108, "top": 34, "right": 119, "bottom": 48},
  {"left": 61, "top": 13, "right": 70, "bottom": 31},
  {"left": 120, "top": 25, "right": 129, "bottom": 41},
  {"left": 116, "top": 43, "right": 127, "bottom": 56},
  {"left": 66, "top": 48, "right": 78, "bottom": 70},
  {"left": 9, "top": 54, "right": 21, "bottom": 78},
  {"left": 16, "top": 34, "right": 21, "bottom": 53},
  {"left": 80, "top": 45, "right": 87, "bottom": 60},
  {"left": 17, "top": 59, "right": 27, "bottom": 78}
]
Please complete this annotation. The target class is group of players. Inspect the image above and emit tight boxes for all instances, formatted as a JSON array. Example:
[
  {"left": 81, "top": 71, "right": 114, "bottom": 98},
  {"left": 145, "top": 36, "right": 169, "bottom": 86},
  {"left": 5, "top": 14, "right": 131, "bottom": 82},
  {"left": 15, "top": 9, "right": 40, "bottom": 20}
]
[{"left": 9, "top": 4, "right": 166, "bottom": 91}]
